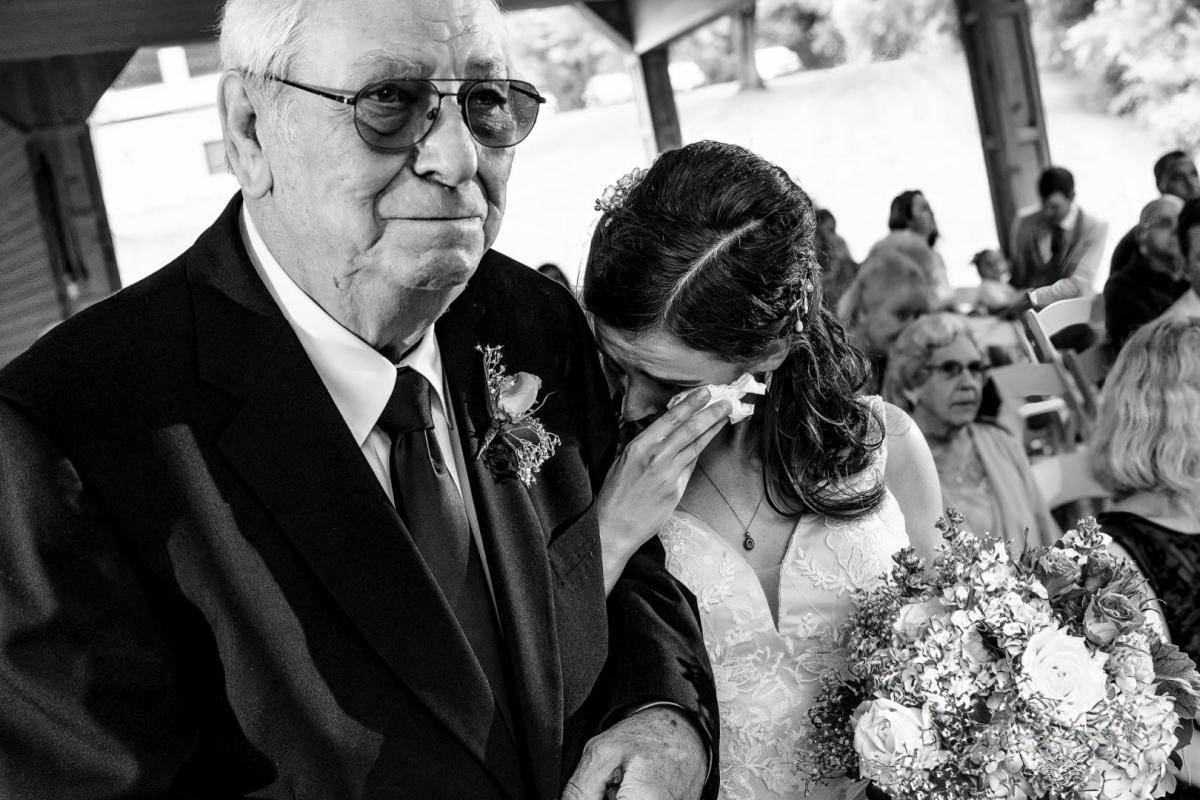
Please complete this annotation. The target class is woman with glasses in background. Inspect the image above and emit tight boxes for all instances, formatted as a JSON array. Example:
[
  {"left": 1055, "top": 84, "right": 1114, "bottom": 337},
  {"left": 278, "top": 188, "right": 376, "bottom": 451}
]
[{"left": 884, "top": 312, "right": 1060, "bottom": 554}]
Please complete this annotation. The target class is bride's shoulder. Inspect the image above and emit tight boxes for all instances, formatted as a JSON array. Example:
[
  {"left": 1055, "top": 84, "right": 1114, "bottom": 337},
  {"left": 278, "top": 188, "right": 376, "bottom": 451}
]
[
  {"left": 853, "top": 396, "right": 917, "bottom": 466},
  {"left": 862, "top": 396, "right": 943, "bottom": 560}
]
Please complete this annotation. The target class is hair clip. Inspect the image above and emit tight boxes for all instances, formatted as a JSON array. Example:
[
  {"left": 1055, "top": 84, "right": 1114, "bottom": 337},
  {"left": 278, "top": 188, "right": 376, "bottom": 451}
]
[
  {"left": 594, "top": 166, "right": 648, "bottom": 214},
  {"left": 789, "top": 278, "right": 815, "bottom": 333}
]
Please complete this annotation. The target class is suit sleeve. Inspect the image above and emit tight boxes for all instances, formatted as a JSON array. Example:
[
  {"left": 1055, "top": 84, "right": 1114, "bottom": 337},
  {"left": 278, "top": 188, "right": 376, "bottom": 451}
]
[
  {"left": 558, "top": 298, "right": 720, "bottom": 797},
  {"left": 0, "top": 399, "right": 193, "bottom": 799},
  {"left": 1071, "top": 216, "right": 1107, "bottom": 291}
]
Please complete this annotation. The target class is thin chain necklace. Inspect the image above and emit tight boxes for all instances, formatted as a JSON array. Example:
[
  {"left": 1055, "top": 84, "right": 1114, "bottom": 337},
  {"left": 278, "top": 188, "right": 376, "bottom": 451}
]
[{"left": 695, "top": 464, "right": 766, "bottom": 552}]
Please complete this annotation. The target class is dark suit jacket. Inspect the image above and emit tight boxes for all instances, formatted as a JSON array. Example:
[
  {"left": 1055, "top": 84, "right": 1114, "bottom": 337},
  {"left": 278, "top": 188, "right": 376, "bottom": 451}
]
[
  {"left": 0, "top": 197, "right": 717, "bottom": 800},
  {"left": 1009, "top": 206, "right": 1108, "bottom": 295}
]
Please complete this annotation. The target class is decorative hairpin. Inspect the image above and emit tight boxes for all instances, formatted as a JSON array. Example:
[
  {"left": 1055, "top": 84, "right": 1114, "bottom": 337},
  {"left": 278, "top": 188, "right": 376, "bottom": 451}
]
[
  {"left": 594, "top": 166, "right": 648, "bottom": 214},
  {"left": 789, "top": 278, "right": 815, "bottom": 333}
]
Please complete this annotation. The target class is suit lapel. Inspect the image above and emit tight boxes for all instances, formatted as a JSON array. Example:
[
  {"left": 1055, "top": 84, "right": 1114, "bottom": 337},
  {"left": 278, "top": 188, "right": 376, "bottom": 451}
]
[
  {"left": 438, "top": 274, "right": 565, "bottom": 800},
  {"left": 186, "top": 199, "right": 519, "bottom": 793}
]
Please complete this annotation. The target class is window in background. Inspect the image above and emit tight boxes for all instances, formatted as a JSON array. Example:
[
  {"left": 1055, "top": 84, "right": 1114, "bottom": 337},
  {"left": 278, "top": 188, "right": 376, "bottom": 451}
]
[
  {"left": 110, "top": 49, "right": 164, "bottom": 90},
  {"left": 184, "top": 41, "right": 222, "bottom": 78}
]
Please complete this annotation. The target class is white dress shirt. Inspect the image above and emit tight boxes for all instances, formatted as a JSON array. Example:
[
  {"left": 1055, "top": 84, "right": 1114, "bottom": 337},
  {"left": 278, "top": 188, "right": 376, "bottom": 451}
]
[
  {"left": 1037, "top": 203, "right": 1080, "bottom": 264},
  {"left": 1161, "top": 286, "right": 1200, "bottom": 322},
  {"left": 238, "top": 207, "right": 495, "bottom": 596}
]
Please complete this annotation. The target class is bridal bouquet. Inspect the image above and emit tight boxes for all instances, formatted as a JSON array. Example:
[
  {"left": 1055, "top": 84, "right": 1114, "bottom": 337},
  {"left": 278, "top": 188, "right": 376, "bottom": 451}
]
[{"left": 804, "top": 513, "right": 1200, "bottom": 800}]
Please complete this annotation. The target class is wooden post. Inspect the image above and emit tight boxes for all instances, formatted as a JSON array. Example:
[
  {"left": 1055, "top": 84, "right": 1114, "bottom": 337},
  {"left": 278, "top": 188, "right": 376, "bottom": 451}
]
[
  {"left": 629, "top": 46, "right": 683, "bottom": 159},
  {"left": 956, "top": 0, "right": 1050, "bottom": 257},
  {"left": 0, "top": 52, "right": 130, "bottom": 363},
  {"left": 732, "top": 3, "right": 764, "bottom": 92}
]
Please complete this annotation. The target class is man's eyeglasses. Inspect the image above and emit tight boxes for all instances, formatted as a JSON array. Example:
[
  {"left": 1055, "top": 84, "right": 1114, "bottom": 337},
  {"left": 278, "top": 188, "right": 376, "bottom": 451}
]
[
  {"left": 930, "top": 360, "right": 987, "bottom": 379},
  {"left": 263, "top": 75, "right": 546, "bottom": 150}
]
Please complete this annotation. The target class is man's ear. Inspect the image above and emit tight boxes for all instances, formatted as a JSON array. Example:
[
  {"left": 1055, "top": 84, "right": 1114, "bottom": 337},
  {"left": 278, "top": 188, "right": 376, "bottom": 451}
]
[{"left": 218, "top": 71, "right": 273, "bottom": 199}]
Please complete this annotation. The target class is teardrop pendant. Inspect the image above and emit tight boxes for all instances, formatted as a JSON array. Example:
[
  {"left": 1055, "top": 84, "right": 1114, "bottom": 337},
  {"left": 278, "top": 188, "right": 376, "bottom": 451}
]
[{"left": 742, "top": 530, "right": 755, "bottom": 551}]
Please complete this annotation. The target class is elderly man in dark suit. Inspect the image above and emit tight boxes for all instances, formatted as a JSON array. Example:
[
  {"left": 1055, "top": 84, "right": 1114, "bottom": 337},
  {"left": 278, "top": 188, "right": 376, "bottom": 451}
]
[
  {"left": 0, "top": 0, "right": 723, "bottom": 798},
  {"left": 1109, "top": 150, "right": 1200, "bottom": 277},
  {"left": 1009, "top": 165, "right": 1108, "bottom": 310}
]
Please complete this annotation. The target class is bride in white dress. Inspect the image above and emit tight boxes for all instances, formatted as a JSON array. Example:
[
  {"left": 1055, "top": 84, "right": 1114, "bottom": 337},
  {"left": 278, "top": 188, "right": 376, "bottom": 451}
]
[{"left": 582, "top": 141, "right": 943, "bottom": 800}]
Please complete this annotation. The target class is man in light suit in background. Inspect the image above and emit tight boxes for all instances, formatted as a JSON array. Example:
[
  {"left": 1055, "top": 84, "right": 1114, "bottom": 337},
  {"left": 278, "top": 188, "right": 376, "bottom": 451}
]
[{"left": 1009, "top": 165, "right": 1108, "bottom": 310}]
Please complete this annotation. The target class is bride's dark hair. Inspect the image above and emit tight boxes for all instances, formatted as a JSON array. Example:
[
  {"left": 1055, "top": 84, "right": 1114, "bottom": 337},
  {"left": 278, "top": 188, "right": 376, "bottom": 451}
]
[{"left": 582, "top": 140, "right": 884, "bottom": 520}]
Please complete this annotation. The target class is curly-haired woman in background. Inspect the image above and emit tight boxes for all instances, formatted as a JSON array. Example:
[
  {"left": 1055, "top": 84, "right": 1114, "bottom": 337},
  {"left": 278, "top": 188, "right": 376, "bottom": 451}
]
[
  {"left": 585, "top": 140, "right": 942, "bottom": 800},
  {"left": 1089, "top": 316, "right": 1200, "bottom": 795},
  {"left": 1091, "top": 316, "right": 1200, "bottom": 663}
]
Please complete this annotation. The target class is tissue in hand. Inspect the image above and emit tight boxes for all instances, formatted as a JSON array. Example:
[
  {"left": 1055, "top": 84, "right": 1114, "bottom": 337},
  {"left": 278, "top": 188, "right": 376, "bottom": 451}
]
[{"left": 666, "top": 373, "right": 767, "bottom": 424}]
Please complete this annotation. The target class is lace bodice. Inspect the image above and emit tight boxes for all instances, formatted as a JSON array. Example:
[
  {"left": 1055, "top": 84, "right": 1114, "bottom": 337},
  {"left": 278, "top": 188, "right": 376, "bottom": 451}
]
[{"left": 659, "top": 401, "right": 908, "bottom": 800}]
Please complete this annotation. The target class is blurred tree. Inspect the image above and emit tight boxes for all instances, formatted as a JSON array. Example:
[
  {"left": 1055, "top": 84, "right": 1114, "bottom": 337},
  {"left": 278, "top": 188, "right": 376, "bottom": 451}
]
[
  {"left": 757, "top": 1, "right": 846, "bottom": 67},
  {"left": 504, "top": 7, "right": 623, "bottom": 111},
  {"left": 1063, "top": 0, "right": 1200, "bottom": 149},
  {"left": 672, "top": 16, "right": 737, "bottom": 84},
  {"left": 829, "top": 0, "right": 957, "bottom": 62},
  {"left": 1027, "top": 0, "right": 1097, "bottom": 67}
]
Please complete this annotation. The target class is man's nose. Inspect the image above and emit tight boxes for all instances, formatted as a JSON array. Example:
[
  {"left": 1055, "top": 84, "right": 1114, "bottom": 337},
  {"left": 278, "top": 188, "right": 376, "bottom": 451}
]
[{"left": 412, "top": 95, "right": 478, "bottom": 187}]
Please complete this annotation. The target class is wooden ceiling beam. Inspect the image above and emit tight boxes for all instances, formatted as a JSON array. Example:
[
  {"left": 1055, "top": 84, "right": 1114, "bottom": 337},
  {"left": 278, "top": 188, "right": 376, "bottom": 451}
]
[
  {"left": 626, "top": 0, "right": 751, "bottom": 53},
  {"left": 0, "top": 0, "right": 598, "bottom": 62},
  {"left": 0, "top": 0, "right": 221, "bottom": 62}
]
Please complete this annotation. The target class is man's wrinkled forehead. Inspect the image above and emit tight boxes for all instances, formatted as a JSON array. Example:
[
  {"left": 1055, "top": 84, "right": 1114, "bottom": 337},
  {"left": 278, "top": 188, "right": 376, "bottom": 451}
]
[{"left": 408, "top": 0, "right": 504, "bottom": 43}]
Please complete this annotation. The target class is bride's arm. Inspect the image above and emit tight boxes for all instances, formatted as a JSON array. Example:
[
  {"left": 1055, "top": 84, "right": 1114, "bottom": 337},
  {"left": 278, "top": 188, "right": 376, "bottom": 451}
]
[
  {"left": 881, "top": 402, "right": 943, "bottom": 563},
  {"left": 597, "top": 391, "right": 732, "bottom": 595}
]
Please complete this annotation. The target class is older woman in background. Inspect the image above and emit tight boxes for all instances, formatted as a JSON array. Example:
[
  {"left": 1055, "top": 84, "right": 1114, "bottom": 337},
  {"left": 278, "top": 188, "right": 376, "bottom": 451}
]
[
  {"left": 1091, "top": 317, "right": 1200, "bottom": 668},
  {"left": 884, "top": 312, "right": 1060, "bottom": 554}
]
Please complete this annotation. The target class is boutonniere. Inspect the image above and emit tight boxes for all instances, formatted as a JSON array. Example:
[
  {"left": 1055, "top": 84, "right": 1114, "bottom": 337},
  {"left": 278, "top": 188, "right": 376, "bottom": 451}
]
[{"left": 474, "top": 344, "right": 560, "bottom": 486}]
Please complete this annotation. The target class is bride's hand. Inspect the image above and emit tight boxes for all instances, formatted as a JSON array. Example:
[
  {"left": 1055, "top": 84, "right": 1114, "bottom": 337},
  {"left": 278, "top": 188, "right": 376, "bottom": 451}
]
[{"left": 598, "top": 388, "right": 731, "bottom": 594}]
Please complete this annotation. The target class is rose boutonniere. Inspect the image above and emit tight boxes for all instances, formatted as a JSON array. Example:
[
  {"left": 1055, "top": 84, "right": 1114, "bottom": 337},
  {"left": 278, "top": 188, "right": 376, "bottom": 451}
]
[{"left": 475, "top": 344, "right": 560, "bottom": 486}]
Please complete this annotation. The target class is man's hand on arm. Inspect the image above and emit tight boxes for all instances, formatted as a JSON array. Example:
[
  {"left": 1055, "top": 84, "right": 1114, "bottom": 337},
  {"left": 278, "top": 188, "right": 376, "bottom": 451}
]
[{"left": 562, "top": 705, "right": 708, "bottom": 800}]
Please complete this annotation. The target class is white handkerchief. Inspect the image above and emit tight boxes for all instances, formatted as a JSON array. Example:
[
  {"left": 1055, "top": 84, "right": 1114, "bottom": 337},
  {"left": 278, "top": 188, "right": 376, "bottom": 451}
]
[{"left": 666, "top": 372, "right": 767, "bottom": 424}]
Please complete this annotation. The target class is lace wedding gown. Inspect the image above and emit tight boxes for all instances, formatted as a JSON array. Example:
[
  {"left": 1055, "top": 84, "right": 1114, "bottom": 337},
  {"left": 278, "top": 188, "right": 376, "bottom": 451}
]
[{"left": 659, "top": 399, "right": 909, "bottom": 800}]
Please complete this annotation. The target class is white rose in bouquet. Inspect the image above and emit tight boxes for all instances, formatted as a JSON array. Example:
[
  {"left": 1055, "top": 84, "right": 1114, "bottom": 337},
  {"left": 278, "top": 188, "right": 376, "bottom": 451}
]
[
  {"left": 893, "top": 597, "right": 953, "bottom": 640},
  {"left": 1019, "top": 626, "right": 1108, "bottom": 722},
  {"left": 851, "top": 699, "right": 939, "bottom": 781}
]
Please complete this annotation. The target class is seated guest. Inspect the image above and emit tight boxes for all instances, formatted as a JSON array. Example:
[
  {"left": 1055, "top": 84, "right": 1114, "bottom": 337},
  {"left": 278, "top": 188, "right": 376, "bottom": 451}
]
[
  {"left": 1009, "top": 166, "right": 1108, "bottom": 309},
  {"left": 1160, "top": 197, "right": 1200, "bottom": 321},
  {"left": 1093, "top": 317, "right": 1200, "bottom": 797},
  {"left": 1091, "top": 318, "right": 1200, "bottom": 734},
  {"left": 1110, "top": 150, "right": 1200, "bottom": 276},
  {"left": 1103, "top": 195, "right": 1189, "bottom": 349},
  {"left": 816, "top": 207, "right": 858, "bottom": 309},
  {"left": 884, "top": 312, "right": 1060, "bottom": 555},
  {"left": 838, "top": 249, "right": 935, "bottom": 392},
  {"left": 868, "top": 189, "right": 950, "bottom": 301},
  {"left": 969, "top": 249, "right": 1020, "bottom": 314}
]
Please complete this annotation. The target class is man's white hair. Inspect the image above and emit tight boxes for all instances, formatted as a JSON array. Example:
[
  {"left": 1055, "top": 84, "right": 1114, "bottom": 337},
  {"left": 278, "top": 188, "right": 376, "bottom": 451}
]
[
  {"left": 219, "top": 0, "right": 506, "bottom": 83},
  {"left": 219, "top": 0, "right": 310, "bottom": 93},
  {"left": 219, "top": 0, "right": 309, "bottom": 79}
]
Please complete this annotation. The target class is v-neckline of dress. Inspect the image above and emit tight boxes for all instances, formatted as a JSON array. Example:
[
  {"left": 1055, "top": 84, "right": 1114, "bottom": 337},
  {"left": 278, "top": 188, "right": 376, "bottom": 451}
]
[{"left": 673, "top": 509, "right": 812, "bottom": 636}]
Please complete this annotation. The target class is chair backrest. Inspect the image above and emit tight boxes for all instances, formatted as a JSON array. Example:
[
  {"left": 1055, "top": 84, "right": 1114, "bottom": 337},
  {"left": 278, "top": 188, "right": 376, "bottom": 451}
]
[
  {"left": 1061, "top": 344, "right": 1112, "bottom": 418},
  {"left": 987, "top": 361, "right": 1090, "bottom": 451},
  {"left": 1021, "top": 295, "right": 1105, "bottom": 362},
  {"left": 1036, "top": 295, "right": 1103, "bottom": 338},
  {"left": 1030, "top": 447, "right": 1110, "bottom": 509}
]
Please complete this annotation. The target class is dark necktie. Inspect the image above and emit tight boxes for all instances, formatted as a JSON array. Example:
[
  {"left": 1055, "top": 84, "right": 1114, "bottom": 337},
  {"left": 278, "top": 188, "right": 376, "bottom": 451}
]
[
  {"left": 1049, "top": 223, "right": 1067, "bottom": 271},
  {"left": 376, "top": 368, "right": 511, "bottom": 711}
]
